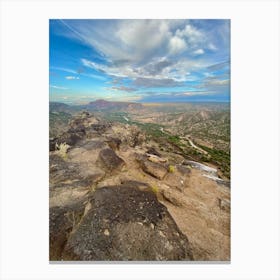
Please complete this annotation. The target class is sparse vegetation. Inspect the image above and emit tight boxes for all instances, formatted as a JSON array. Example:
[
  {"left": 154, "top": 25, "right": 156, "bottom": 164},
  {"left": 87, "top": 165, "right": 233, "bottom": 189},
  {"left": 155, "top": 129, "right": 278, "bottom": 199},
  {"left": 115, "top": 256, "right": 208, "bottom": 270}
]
[
  {"left": 168, "top": 165, "right": 175, "bottom": 173},
  {"left": 56, "top": 142, "right": 70, "bottom": 160},
  {"left": 49, "top": 111, "right": 72, "bottom": 138},
  {"left": 167, "top": 135, "right": 182, "bottom": 146},
  {"left": 102, "top": 112, "right": 131, "bottom": 123},
  {"left": 50, "top": 102, "right": 230, "bottom": 181},
  {"left": 196, "top": 143, "right": 230, "bottom": 179},
  {"left": 151, "top": 184, "right": 159, "bottom": 194}
]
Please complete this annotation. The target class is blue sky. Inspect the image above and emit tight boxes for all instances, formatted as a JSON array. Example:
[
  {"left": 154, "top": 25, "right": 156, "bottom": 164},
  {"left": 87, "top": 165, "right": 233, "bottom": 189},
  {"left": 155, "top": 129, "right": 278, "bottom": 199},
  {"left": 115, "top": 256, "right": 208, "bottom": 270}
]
[{"left": 49, "top": 19, "right": 230, "bottom": 104}]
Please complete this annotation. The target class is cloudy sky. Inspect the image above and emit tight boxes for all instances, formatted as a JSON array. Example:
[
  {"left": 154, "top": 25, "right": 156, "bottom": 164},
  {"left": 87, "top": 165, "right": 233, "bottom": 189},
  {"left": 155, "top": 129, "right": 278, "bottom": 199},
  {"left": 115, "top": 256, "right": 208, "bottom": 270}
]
[{"left": 49, "top": 19, "right": 230, "bottom": 103}]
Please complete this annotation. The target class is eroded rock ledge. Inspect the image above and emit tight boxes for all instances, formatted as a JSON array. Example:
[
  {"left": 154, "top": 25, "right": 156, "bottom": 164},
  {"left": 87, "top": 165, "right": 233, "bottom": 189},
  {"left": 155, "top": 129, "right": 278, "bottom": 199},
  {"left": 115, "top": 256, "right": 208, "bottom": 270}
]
[{"left": 50, "top": 184, "right": 193, "bottom": 261}]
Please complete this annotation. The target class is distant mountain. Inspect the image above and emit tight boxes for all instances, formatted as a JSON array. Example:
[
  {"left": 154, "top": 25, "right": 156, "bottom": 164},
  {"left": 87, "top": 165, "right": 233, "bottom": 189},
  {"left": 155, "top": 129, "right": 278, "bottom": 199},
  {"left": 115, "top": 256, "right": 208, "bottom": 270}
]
[
  {"left": 50, "top": 100, "right": 143, "bottom": 113},
  {"left": 49, "top": 102, "right": 73, "bottom": 113},
  {"left": 85, "top": 99, "right": 143, "bottom": 111}
]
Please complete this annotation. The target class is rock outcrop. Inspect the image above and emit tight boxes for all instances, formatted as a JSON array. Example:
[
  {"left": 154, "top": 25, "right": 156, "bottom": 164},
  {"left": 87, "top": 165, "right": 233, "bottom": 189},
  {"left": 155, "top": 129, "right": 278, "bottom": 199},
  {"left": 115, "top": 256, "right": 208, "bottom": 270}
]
[
  {"left": 135, "top": 154, "right": 168, "bottom": 180},
  {"left": 62, "top": 185, "right": 193, "bottom": 261},
  {"left": 98, "top": 148, "right": 125, "bottom": 174},
  {"left": 49, "top": 200, "right": 86, "bottom": 260}
]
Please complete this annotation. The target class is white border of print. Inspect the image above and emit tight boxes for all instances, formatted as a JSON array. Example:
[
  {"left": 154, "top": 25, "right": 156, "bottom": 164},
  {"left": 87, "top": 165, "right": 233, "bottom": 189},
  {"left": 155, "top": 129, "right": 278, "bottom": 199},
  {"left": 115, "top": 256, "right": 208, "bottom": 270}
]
[{"left": 0, "top": 0, "right": 279, "bottom": 279}]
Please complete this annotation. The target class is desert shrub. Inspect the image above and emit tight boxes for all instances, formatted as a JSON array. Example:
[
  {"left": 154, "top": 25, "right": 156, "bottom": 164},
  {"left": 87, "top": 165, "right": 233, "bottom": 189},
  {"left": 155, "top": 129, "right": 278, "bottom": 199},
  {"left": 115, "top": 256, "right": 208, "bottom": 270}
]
[
  {"left": 168, "top": 165, "right": 175, "bottom": 173},
  {"left": 167, "top": 135, "right": 181, "bottom": 145},
  {"left": 56, "top": 142, "right": 70, "bottom": 160},
  {"left": 151, "top": 185, "right": 159, "bottom": 194}
]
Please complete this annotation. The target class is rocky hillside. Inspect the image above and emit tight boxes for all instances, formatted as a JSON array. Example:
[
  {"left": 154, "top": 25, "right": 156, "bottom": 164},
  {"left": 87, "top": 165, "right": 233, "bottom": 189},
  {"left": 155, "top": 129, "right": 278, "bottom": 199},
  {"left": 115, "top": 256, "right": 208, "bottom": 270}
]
[
  {"left": 85, "top": 99, "right": 143, "bottom": 111},
  {"left": 49, "top": 112, "right": 230, "bottom": 261}
]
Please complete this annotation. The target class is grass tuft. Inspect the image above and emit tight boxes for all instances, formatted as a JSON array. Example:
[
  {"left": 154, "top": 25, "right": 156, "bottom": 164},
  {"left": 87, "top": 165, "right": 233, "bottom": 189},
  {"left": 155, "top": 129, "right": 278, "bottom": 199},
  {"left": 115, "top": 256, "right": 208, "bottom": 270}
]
[
  {"left": 56, "top": 142, "right": 70, "bottom": 160},
  {"left": 168, "top": 165, "right": 175, "bottom": 173},
  {"left": 151, "top": 185, "right": 159, "bottom": 194}
]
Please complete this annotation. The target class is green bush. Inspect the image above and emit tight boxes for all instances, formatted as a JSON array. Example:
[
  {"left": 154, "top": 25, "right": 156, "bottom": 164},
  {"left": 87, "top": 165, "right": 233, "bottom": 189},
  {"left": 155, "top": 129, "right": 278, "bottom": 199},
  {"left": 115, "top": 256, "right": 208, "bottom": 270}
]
[
  {"left": 168, "top": 165, "right": 175, "bottom": 173},
  {"left": 151, "top": 185, "right": 159, "bottom": 194}
]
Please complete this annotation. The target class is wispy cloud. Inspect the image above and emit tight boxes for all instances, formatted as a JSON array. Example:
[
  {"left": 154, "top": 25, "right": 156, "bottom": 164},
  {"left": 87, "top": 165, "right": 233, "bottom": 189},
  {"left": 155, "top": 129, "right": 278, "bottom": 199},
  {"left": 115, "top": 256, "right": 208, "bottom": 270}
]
[
  {"left": 177, "top": 91, "right": 211, "bottom": 96},
  {"left": 205, "top": 79, "right": 229, "bottom": 86},
  {"left": 50, "top": 66, "right": 106, "bottom": 81},
  {"left": 65, "top": 76, "right": 80, "bottom": 80},
  {"left": 208, "top": 43, "right": 217, "bottom": 51},
  {"left": 50, "top": 67, "right": 78, "bottom": 74},
  {"left": 81, "top": 57, "right": 207, "bottom": 86},
  {"left": 133, "top": 77, "right": 185, "bottom": 88},
  {"left": 109, "top": 86, "right": 136, "bottom": 92},
  {"left": 50, "top": 85, "right": 68, "bottom": 90},
  {"left": 141, "top": 90, "right": 210, "bottom": 97},
  {"left": 207, "top": 61, "right": 229, "bottom": 71}
]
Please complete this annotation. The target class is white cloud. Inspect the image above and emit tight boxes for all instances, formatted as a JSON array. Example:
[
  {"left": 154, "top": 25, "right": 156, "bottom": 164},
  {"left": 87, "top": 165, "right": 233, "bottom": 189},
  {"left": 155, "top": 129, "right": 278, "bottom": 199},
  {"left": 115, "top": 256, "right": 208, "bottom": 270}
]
[
  {"left": 175, "top": 24, "right": 203, "bottom": 44},
  {"left": 116, "top": 20, "right": 170, "bottom": 62},
  {"left": 168, "top": 36, "right": 187, "bottom": 55},
  {"left": 81, "top": 58, "right": 133, "bottom": 78},
  {"left": 50, "top": 85, "right": 68, "bottom": 90},
  {"left": 171, "top": 90, "right": 210, "bottom": 96},
  {"left": 193, "top": 49, "right": 204, "bottom": 55},
  {"left": 133, "top": 77, "right": 184, "bottom": 88},
  {"left": 208, "top": 43, "right": 217, "bottom": 51},
  {"left": 65, "top": 76, "right": 80, "bottom": 80},
  {"left": 206, "top": 79, "right": 229, "bottom": 86},
  {"left": 61, "top": 20, "right": 209, "bottom": 65},
  {"left": 109, "top": 86, "right": 136, "bottom": 92},
  {"left": 82, "top": 56, "right": 207, "bottom": 85},
  {"left": 51, "top": 67, "right": 78, "bottom": 74},
  {"left": 59, "top": 20, "right": 229, "bottom": 88},
  {"left": 98, "top": 92, "right": 143, "bottom": 102},
  {"left": 182, "top": 91, "right": 206, "bottom": 96}
]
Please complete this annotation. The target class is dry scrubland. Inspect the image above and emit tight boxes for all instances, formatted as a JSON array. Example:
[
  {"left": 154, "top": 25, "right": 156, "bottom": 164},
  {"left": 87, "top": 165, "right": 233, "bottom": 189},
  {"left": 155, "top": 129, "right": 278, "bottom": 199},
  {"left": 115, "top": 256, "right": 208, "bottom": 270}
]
[{"left": 49, "top": 101, "right": 230, "bottom": 261}]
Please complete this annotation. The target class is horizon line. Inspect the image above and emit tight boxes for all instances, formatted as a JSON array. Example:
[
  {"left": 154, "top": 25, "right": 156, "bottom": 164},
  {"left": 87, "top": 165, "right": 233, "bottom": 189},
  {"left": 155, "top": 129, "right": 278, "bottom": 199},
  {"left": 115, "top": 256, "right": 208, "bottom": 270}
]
[{"left": 49, "top": 99, "right": 230, "bottom": 104}]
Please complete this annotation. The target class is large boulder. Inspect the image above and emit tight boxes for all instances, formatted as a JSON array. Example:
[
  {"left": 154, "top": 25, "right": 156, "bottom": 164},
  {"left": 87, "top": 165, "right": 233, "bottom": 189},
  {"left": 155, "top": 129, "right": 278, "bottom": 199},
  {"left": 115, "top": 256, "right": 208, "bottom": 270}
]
[
  {"left": 57, "top": 132, "right": 83, "bottom": 147},
  {"left": 146, "top": 147, "right": 161, "bottom": 157},
  {"left": 49, "top": 154, "right": 100, "bottom": 189},
  {"left": 49, "top": 201, "right": 86, "bottom": 260},
  {"left": 105, "top": 137, "right": 122, "bottom": 151},
  {"left": 140, "top": 160, "right": 168, "bottom": 180},
  {"left": 68, "top": 124, "right": 86, "bottom": 135},
  {"left": 49, "top": 154, "right": 105, "bottom": 190},
  {"left": 90, "top": 122, "right": 111, "bottom": 134},
  {"left": 98, "top": 148, "right": 125, "bottom": 174},
  {"left": 62, "top": 185, "right": 193, "bottom": 261},
  {"left": 78, "top": 140, "right": 107, "bottom": 150},
  {"left": 161, "top": 187, "right": 184, "bottom": 207},
  {"left": 49, "top": 137, "right": 58, "bottom": 151},
  {"left": 49, "top": 185, "right": 90, "bottom": 208},
  {"left": 147, "top": 154, "right": 167, "bottom": 164},
  {"left": 49, "top": 155, "right": 84, "bottom": 186}
]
